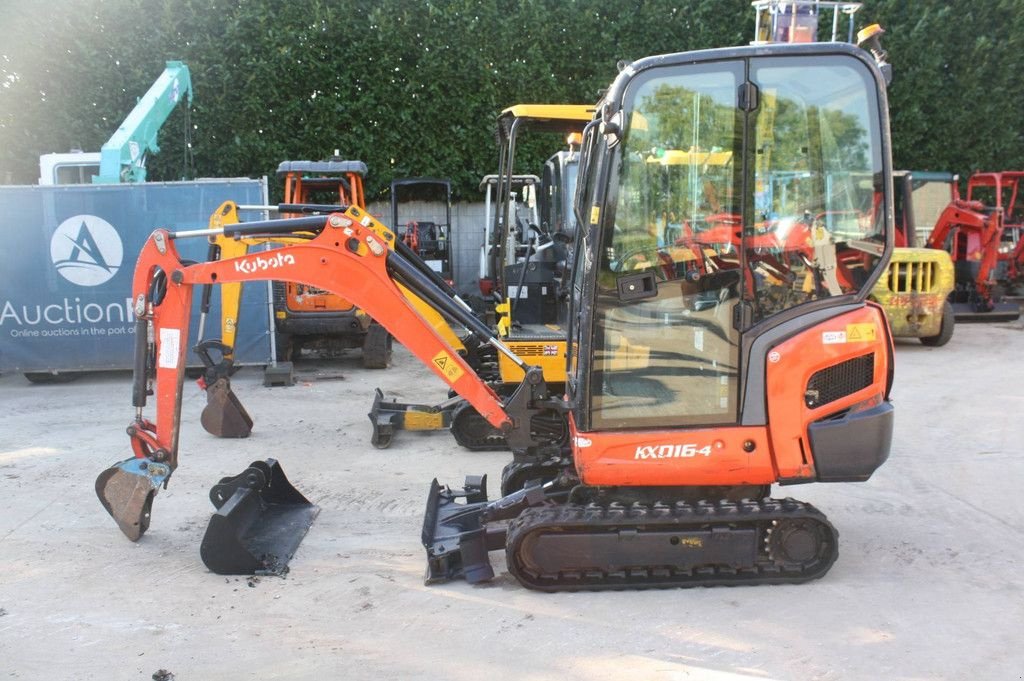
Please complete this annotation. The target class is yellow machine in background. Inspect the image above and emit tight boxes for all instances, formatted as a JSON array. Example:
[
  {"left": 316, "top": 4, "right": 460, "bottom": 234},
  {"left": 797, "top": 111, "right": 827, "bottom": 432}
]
[
  {"left": 871, "top": 248, "right": 954, "bottom": 344},
  {"left": 870, "top": 171, "right": 956, "bottom": 346},
  {"left": 369, "top": 104, "right": 593, "bottom": 449},
  {"left": 488, "top": 104, "right": 593, "bottom": 383}
]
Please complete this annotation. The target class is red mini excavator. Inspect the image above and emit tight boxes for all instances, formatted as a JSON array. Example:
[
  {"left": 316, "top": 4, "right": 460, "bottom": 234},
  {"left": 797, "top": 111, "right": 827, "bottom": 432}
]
[
  {"left": 924, "top": 197, "right": 1019, "bottom": 320},
  {"left": 97, "top": 16, "right": 897, "bottom": 589}
]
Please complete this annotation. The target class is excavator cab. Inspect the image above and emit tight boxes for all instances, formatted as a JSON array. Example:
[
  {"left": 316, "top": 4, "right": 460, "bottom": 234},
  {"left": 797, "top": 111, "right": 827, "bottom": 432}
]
[
  {"left": 390, "top": 177, "right": 454, "bottom": 282},
  {"left": 424, "top": 38, "right": 898, "bottom": 590},
  {"left": 571, "top": 42, "right": 892, "bottom": 431}
]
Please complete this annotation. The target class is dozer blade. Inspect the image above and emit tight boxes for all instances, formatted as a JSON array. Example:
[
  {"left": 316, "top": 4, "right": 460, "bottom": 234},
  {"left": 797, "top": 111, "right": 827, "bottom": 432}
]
[
  {"left": 367, "top": 388, "right": 453, "bottom": 449},
  {"left": 200, "top": 459, "right": 319, "bottom": 575},
  {"left": 951, "top": 300, "right": 1021, "bottom": 323},
  {"left": 422, "top": 477, "right": 494, "bottom": 584},
  {"left": 422, "top": 475, "right": 547, "bottom": 585},
  {"left": 200, "top": 377, "right": 253, "bottom": 438},
  {"left": 95, "top": 457, "right": 172, "bottom": 541}
]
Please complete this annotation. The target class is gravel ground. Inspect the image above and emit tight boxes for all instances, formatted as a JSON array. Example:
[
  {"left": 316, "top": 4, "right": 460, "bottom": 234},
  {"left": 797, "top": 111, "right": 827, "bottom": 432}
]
[{"left": 1, "top": 318, "right": 1022, "bottom": 681}]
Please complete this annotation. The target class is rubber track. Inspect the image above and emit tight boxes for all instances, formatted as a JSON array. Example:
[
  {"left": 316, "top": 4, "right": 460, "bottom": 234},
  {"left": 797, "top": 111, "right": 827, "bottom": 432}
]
[
  {"left": 451, "top": 406, "right": 567, "bottom": 452},
  {"left": 450, "top": 404, "right": 507, "bottom": 451},
  {"left": 506, "top": 497, "right": 838, "bottom": 591}
]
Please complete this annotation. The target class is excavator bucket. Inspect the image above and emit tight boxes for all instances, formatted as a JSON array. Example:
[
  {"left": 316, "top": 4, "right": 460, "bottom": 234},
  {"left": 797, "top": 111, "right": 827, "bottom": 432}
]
[
  {"left": 195, "top": 340, "right": 253, "bottom": 438},
  {"left": 199, "top": 459, "right": 319, "bottom": 575},
  {"left": 200, "top": 377, "right": 253, "bottom": 438},
  {"left": 95, "top": 457, "right": 172, "bottom": 541}
]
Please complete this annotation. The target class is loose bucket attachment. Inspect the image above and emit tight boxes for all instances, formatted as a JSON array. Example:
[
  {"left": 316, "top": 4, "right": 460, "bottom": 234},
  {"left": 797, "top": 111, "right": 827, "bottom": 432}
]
[
  {"left": 200, "top": 459, "right": 319, "bottom": 575},
  {"left": 200, "top": 377, "right": 254, "bottom": 438},
  {"left": 95, "top": 457, "right": 172, "bottom": 541}
]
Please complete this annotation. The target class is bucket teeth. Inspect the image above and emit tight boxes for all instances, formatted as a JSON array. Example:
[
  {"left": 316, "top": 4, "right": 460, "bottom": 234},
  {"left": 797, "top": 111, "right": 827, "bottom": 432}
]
[
  {"left": 200, "top": 377, "right": 253, "bottom": 438},
  {"left": 95, "top": 458, "right": 171, "bottom": 541}
]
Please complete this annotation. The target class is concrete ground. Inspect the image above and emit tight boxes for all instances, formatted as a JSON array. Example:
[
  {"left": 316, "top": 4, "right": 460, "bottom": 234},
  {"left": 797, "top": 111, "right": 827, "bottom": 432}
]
[{"left": 1, "top": 319, "right": 1022, "bottom": 681}]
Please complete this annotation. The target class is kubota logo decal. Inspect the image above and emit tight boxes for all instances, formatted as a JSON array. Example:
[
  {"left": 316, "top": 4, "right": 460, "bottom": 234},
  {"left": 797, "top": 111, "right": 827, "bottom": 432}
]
[
  {"left": 50, "top": 215, "right": 123, "bottom": 286},
  {"left": 233, "top": 253, "right": 296, "bottom": 274},
  {"left": 634, "top": 443, "right": 712, "bottom": 459}
]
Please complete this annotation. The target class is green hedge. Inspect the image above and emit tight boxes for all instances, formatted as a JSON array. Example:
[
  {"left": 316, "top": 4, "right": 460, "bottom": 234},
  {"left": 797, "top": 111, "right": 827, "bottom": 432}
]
[{"left": 2, "top": 0, "right": 1022, "bottom": 198}]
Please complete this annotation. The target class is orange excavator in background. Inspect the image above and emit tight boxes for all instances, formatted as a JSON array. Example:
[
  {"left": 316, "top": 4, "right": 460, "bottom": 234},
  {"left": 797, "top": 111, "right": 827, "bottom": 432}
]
[
  {"left": 923, "top": 196, "right": 1018, "bottom": 320},
  {"left": 966, "top": 171, "right": 1024, "bottom": 283},
  {"left": 96, "top": 4, "right": 898, "bottom": 589},
  {"left": 271, "top": 160, "right": 393, "bottom": 369},
  {"left": 191, "top": 159, "right": 394, "bottom": 438}
]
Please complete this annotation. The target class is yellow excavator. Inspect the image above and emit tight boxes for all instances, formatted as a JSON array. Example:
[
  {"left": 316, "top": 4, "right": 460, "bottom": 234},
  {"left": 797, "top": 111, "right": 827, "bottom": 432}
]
[{"left": 368, "top": 104, "right": 593, "bottom": 449}]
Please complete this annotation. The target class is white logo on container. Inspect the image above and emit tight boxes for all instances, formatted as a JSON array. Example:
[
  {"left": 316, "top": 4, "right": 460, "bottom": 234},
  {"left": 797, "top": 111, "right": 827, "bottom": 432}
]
[{"left": 50, "top": 215, "right": 123, "bottom": 286}]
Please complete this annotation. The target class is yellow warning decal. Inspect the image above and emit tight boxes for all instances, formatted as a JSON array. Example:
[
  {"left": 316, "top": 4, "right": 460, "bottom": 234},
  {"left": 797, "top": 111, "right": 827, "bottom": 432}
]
[
  {"left": 589, "top": 205, "right": 601, "bottom": 224},
  {"left": 431, "top": 351, "right": 465, "bottom": 382},
  {"left": 845, "top": 323, "right": 877, "bottom": 342}
]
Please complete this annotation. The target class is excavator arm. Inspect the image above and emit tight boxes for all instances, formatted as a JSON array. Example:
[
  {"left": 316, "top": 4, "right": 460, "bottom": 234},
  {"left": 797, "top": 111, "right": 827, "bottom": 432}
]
[{"left": 96, "top": 206, "right": 555, "bottom": 549}]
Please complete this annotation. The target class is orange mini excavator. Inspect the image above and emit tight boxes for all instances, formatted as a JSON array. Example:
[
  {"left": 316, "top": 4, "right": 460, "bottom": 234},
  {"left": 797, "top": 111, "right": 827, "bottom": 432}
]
[{"left": 97, "top": 28, "right": 896, "bottom": 589}]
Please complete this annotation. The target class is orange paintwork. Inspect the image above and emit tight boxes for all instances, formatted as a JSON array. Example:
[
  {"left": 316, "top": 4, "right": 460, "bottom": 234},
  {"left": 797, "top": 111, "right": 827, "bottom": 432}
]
[
  {"left": 766, "top": 304, "right": 892, "bottom": 480},
  {"left": 572, "top": 413, "right": 777, "bottom": 486},
  {"left": 571, "top": 304, "right": 892, "bottom": 488},
  {"left": 281, "top": 169, "right": 367, "bottom": 315}
]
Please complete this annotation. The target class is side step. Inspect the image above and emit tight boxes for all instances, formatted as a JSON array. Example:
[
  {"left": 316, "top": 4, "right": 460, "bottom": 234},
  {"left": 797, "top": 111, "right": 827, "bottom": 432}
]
[{"left": 200, "top": 459, "right": 319, "bottom": 575}]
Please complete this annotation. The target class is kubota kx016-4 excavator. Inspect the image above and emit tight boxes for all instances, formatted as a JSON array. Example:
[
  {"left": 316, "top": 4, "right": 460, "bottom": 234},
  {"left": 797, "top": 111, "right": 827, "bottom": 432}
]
[{"left": 97, "top": 26, "right": 896, "bottom": 588}]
